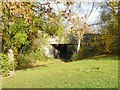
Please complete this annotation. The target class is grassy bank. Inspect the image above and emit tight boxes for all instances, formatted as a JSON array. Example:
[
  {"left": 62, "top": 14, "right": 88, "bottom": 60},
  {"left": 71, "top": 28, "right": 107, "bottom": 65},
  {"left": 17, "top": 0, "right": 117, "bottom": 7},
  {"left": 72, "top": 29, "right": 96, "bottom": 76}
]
[{"left": 2, "top": 56, "right": 118, "bottom": 88}]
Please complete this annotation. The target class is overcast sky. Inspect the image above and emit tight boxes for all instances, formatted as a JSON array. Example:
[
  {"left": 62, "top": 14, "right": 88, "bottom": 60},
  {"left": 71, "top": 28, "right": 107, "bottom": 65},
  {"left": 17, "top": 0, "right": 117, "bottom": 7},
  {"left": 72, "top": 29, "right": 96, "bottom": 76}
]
[
  {"left": 53, "top": 2, "right": 101, "bottom": 31},
  {"left": 36, "top": 0, "right": 103, "bottom": 32}
]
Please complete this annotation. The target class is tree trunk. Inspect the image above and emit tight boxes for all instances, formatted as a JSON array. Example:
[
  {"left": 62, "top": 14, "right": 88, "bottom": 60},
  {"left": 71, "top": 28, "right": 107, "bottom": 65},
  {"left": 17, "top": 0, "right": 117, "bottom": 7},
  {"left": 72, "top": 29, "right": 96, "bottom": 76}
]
[
  {"left": 77, "top": 31, "right": 83, "bottom": 53},
  {"left": 77, "top": 31, "right": 81, "bottom": 53},
  {"left": 77, "top": 38, "right": 81, "bottom": 53}
]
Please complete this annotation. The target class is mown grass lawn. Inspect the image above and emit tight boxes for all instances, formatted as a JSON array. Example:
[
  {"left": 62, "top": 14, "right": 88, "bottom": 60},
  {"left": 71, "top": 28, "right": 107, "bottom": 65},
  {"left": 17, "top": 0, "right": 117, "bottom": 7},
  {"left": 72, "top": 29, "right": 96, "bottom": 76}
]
[{"left": 2, "top": 56, "right": 118, "bottom": 88}]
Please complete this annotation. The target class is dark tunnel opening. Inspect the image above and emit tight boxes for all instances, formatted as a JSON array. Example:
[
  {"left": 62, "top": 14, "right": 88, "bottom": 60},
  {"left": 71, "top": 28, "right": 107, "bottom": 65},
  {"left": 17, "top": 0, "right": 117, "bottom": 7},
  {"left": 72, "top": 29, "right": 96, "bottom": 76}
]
[{"left": 51, "top": 44, "right": 77, "bottom": 62}]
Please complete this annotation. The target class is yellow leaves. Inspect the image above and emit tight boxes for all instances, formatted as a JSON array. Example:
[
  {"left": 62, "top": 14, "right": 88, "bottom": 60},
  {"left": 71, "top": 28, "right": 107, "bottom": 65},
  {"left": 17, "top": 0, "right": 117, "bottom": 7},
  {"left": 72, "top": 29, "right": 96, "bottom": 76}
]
[
  {"left": 8, "top": 2, "right": 34, "bottom": 24},
  {"left": 13, "top": 46, "right": 18, "bottom": 55},
  {"left": 109, "top": 2, "right": 118, "bottom": 7}
]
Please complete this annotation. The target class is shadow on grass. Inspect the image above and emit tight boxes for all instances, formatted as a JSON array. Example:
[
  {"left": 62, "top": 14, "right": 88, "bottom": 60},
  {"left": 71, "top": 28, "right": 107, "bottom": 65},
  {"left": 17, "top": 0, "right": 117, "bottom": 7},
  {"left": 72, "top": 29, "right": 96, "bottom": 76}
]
[
  {"left": 16, "top": 64, "right": 48, "bottom": 71},
  {"left": 16, "top": 61, "right": 62, "bottom": 71}
]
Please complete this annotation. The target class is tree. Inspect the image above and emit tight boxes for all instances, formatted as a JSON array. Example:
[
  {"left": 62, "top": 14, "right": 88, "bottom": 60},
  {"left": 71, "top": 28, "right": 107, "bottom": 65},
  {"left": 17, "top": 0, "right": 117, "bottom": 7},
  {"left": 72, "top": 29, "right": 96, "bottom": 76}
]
[
  {"left": 0, "top": 2, "right": 3, "bottom": 53},
  {"left": 1, "top": 2, "right": 65, "bottom": 76},
  {"left": 99, "top": 2, "right": 119, "bottom": 55},
  {"left": 30, "top": 1, "right": 96, "bottom": 54},
  {"left": 1, "top": 2, "right": 63, "bottom": 52},
  {"left": 1, "top": 2, "right": 36, "bottom": 53},
  {"left": 49, "top": 0, "right": 95, "bottom": 53}
]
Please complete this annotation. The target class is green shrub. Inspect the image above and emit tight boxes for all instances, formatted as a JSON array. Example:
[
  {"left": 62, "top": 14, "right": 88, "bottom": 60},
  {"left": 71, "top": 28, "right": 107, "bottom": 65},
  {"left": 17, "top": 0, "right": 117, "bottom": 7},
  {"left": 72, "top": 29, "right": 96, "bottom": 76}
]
[
  {"left": 17, "top": 54, "right": 30, "bottom": 69},
  {"left": 70, "top": 46, "right": 97, "bottom": 61},
  {"left": 16, "top": 47, "right": 48, "bottom": 69},
  {"left": 70, "top": 53, "right": 79, "bottom": 61},
  {"left": 29, "top": 47, "right": 47, "bottom": 62},
  {"left": 0, "top": 54, "right": 16, "bottom": 77}
]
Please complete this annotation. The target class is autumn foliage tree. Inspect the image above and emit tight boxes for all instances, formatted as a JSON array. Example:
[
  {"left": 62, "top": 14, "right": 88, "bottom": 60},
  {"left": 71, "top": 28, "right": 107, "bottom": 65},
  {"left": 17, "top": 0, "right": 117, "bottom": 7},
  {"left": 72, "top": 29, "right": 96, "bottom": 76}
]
[
  {"left": 1, "top": 2, "right": 64, "bottom": 53},
  {"left": 41, "top": 0, "right": 95, "bottom": 53},
  {"left": 99, "top": 2, "right": 119, "bottom": 55},
  {"left": 1, "top": 1, "right": 65, "bottom": 75}
]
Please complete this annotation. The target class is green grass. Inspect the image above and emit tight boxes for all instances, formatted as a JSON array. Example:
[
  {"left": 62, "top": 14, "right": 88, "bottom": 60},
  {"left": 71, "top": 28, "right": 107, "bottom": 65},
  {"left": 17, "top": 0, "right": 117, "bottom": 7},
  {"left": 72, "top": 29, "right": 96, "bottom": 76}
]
[{"left": 2, "top": 56, "right": 118, "bottom": 88}]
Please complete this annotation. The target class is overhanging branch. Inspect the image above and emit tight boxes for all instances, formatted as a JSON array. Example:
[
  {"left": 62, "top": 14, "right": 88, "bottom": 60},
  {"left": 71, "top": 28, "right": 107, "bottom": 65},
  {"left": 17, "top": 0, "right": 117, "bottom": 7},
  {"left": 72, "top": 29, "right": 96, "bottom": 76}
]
[{"left": 86, "top": 2, "right": 94, "bottom": 20}]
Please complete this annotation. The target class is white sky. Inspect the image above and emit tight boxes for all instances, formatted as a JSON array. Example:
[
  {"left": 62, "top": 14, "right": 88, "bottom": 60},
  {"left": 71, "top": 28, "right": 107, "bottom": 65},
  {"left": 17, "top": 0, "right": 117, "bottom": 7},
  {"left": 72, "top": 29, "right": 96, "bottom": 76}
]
[
  {"left": 36, "top": 0, "right": 102, "bottom": 32},
  {"left": 50, "top": 2, "right": 101, "bottom": 22}
]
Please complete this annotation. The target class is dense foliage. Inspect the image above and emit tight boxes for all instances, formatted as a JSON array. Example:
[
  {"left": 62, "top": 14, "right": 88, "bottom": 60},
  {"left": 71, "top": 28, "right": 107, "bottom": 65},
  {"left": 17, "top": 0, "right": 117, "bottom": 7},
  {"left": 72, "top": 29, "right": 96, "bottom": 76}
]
[
  {"left": 1, "top": 2, "right": 64, "bottom": 76},
  {"left": 0, "top": 54, "right": 16, "bottom": 77},
  {"left": 99, "top": 2, "right": 119, "bottom": 55},
  {"left": 70, "top": 2, "right": 119, "bottom": 61}
]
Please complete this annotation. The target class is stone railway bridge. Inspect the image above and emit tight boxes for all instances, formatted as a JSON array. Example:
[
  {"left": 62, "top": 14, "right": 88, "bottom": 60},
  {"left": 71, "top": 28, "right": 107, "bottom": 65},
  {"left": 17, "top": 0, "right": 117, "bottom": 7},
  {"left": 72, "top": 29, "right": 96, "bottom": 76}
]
[{"left": 44, "top": 34, "right": 99, "bottom": 62}]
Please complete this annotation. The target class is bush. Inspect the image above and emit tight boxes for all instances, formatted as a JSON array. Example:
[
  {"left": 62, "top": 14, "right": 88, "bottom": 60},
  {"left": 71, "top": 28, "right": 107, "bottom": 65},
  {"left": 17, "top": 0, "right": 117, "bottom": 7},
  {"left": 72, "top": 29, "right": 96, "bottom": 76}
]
[
  {"left": 29, "top": 47, "right": 47, "bottom": 62},
  {"left": 0, "top": 54, "right": 16, "bottom": 77},
  {"left": 70, "top": 46, "right": 97, "bottom": 61},
  {"left": 16, "top": 54, "right": 30, "bottom": 69},
  {"left": 70, "top": 52, "right": 79, "bottom": 61},
  {"left": 16, "top": 47, "right": 48, "bottom": 69}
]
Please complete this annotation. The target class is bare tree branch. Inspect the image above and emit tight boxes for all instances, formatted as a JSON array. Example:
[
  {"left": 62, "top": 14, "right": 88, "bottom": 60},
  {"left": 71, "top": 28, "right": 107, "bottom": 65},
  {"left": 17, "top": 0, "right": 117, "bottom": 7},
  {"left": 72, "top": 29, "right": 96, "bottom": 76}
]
[{"left": 87, "top": 3, "right": 94, "bottom": 18}]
